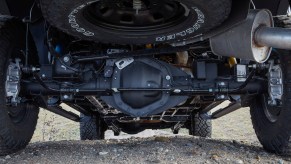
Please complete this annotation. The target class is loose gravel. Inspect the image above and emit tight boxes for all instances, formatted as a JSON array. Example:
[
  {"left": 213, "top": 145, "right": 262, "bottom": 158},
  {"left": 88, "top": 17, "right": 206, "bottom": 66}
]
[
  {"left": 0, "top": 136, "right": 290, "bottom": 164},
  {"left": 1, "top": 105, "right": 290, "bottom": 163}
]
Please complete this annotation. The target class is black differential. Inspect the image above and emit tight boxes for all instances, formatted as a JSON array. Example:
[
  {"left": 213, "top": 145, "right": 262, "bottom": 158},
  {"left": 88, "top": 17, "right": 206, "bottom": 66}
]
[{"left": 120, "top": 61, "right": 163, "bottom": 109}]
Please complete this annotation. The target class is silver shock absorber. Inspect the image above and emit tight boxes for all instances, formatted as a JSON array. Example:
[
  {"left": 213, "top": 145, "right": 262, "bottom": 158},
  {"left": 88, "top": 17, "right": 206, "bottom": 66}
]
[{"left": 133, "top": 0, "right": 142, "bottom": 15}]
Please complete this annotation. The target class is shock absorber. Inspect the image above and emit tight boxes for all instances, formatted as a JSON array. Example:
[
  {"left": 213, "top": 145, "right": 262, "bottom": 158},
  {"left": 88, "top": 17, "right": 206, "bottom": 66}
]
[{"left": 133, "top": 0, "right": 142, "bottom": 14}]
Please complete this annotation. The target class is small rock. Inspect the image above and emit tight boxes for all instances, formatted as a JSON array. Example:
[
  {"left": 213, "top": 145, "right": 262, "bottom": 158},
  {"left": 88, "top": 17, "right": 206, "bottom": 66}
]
[
  {"left": 201, "top": 152, "right": 207, "bottom": 156},
  {"left": 211, "top": 155, "right": 219, "bottom": 161},
  {"left": 5, "top": 155, "right": 11, "bottom": 159},
  {"left": 118, "top": 149, "right": 123, "bottom": 152},
  {"left": 33, "top": 151, "right": 40, "bottom": 156},
  {"left": 186, "top": 143, "right": 193, "bottom": 147},
  {"left": 0, "top": 159, "right": 6, "bottom": 163},
  {"left": 233, "top": 140, "right": 240, "bottom": 145},
  {"left": 234, "top": 159, "right": 244, "bottom": 164},
  {"left": 99, "top": 151, "right": 109, "bottom": 156},
  {"left": 246, "top": 153, "right": 253, "bottom": 158},
  {"left": 197, "top": 143, "right": 203, "bottom": 147},
  {"left": 154, "top": 136, "right": 170, "bottom": 142},
  {"left": 256, "top": 155, "right": 260, "bottom": 161},
  {"left": 259, "top": 152, "right": 268, "bottom": 157},
  {"left": 113, "top": 148, "right": 117, "bottom": 153},
  {"left": 82, "top": 156, "right": 87, "bottom": 159},
  {"left": 202, "top": 160, "right": 211, "bottom": 164},
  {"left": 158, "top": 148, "right": 164, "bottom": 152},
  {"left": 151, "top": 159, "right": 161, "bottom": 163},
  {"left": 278, "top": 159, "right": 284, "bottom": 164},
  {"left": 191, "top": 150, "right": 199, "bottom": 156}
]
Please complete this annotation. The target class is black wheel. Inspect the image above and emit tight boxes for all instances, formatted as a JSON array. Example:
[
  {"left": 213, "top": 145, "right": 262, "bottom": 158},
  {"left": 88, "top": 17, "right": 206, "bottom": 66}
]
[
  {"left": 40, "top": 0, "right": 232, "bottom": 44},
  {"left": 0, "top": 16, "right": 39, "bottom": 156},
  {"left": 80, "top": 113, "right": 106, "bottom": 140},
  {"left": 189, "top": 113, "right": 212, "bottom": 137},
  {"left": 250, "top": 52, "right": 291, "bottom": 155}
]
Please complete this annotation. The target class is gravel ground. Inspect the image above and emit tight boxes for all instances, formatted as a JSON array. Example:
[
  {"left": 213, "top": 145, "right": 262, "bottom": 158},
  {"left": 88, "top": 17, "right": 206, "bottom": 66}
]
[
  {"left": 1, "top": 137, "right": 290, "bottom": 164},
  {"left": 0, "top": 104, "right": 290, "bottom": 163}
]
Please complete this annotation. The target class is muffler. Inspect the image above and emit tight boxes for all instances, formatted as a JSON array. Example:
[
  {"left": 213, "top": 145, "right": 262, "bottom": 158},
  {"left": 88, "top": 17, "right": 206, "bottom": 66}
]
[{"left": 210, "top": 9, "right": 291, "bottom": 63}]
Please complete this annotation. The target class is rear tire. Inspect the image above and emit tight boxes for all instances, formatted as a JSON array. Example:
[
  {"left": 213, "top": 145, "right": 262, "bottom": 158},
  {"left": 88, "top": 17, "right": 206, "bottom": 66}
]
[
  {"left": 250, "top": 52, "right": 291, "bottom": 155},
  {"left": 189, "top": 113, "right": 212, "bottom": 137},
  {"left": 80, "top": 113, "right": 106, "bottom": 140},
  {"left": 0, "top": 16, "right": 39, "bottom": 156}
]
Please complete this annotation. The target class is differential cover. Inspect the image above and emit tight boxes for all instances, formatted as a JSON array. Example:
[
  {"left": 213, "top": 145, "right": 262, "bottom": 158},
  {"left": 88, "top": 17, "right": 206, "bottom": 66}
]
[
  {"left": 120, "top": 61, "right": 163, "bottom": 109},
  {"left": 101, "top": 58, "right": 189, "bottom": 117}
]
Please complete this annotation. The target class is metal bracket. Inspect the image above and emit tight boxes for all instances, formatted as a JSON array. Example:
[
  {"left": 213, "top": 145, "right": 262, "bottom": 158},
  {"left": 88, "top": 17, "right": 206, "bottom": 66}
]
[
  {"left": 268, "top": 60, "right": 283, "bottom": 106},
  {"left": 5, "top": 59, "right": 22, "bottom": 106},
  {"left": 115, "top": 57, "right": 134, "bottom": 70}
]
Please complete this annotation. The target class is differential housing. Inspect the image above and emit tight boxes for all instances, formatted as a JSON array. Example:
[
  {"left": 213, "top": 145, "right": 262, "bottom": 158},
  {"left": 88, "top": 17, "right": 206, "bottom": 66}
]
[{"left": 101, "top": 58, "right": 189, "bottom": 117}]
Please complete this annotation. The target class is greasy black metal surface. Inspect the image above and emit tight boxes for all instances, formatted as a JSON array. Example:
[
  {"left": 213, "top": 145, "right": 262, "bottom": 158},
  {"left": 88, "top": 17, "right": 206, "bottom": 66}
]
[
  {"left": 46, "top": 106, "right": 81, "bottom": 122},
  {"left": 74, "top": 45, "right": 190, "bottom": 62},
  {"left": 211, "top": 102, "right": 242, "bottom": 119},
  {"left": 5, "top": 0, "right": 42, "bottom": 21},
  {"left": 102, "top": 58, "right": 188, "bottom": 117}
]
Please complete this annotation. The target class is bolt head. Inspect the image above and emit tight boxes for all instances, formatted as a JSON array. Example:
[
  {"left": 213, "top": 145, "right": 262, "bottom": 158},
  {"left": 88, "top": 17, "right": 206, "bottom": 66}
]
[
  {"left": 166, "top": 75, "right": 171, "bottom": 80},
  {"left": 63, "top": 56, "right": 70, "bottom": 63},
  {"left": 219, "top": 82, "right": 226, "bottom": 86}
]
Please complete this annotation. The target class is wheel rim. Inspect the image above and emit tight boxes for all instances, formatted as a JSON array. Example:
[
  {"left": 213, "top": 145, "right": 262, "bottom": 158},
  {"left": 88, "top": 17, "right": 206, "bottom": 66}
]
[
  {"left": 83, "top": 0, "right": 189, "bottom": 31},
  {"left": 263, "top": 59, "right": 284, "bottom": 123},
  {"left": 262, "top": 95, "right": 282, "bottom": 123}
]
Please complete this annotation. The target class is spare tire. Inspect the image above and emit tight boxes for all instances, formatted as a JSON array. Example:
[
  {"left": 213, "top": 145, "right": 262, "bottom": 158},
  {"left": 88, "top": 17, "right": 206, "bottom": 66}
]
[{"left": 40, "top": 0, "right": 232, "bottom": 44}]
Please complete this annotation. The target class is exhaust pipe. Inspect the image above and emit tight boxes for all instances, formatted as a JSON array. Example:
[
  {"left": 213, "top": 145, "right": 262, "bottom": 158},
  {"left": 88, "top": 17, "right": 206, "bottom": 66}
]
[
  {"left": 255, "top": 26, "right": 291, "bottom": 50},
  {"left": 210, "top": 9, "right": 291, "bottom": 63}
]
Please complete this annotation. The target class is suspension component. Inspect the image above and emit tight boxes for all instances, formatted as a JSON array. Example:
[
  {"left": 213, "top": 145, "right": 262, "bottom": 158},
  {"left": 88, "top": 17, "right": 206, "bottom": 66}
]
[
  {"left": 5, "top": 59, "right": 22, "bottom": 106},
  {"left": 268, "top": 60, "right": 283, "bottom": 106},
  {"left": 133, "top": 0, "right": 142, "bottom": 14}
]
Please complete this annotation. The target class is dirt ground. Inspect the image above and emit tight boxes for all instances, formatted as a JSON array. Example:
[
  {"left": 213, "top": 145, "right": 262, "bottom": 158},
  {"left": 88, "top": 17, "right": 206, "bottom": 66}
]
[
  {"left": 31, "top": 103, "right": 258, "bottom": 143},
  {"left": 1, "top": 104, "right": 289, "bottom": 164}
]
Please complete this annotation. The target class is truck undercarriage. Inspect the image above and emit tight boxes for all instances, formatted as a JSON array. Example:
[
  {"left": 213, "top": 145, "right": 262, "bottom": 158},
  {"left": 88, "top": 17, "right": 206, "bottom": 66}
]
[{"left": 1, "top": 0, "right": 291, "bottom": 156}]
